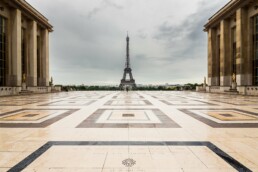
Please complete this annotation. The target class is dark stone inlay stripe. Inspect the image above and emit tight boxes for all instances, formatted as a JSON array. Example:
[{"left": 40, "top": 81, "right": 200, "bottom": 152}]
[
  {"left": 178, "top": 108, "right": 258, "bottom": 128},
  {"left": 7, "top": 141, "right": 251, "bottom": 172},
  {"left": 24, "top": 114, "right": 39, "bottom": 117},
  {"left": 122, "top": 114, "right": 135, "bottom": 117},
  {"left": 220, "top": 114, "right": 234, "bottom": 117},
  {"left": 8, "top": 142, "right": 52, "bottom": 172}
]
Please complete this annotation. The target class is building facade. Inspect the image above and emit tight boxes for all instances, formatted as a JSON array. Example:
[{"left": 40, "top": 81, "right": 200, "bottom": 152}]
[
  {"left": 0, "top": 0, "right": 53, "bottom": 95},
  {"left": 204, "top": 0, "right": 258, "bottom": 95}
]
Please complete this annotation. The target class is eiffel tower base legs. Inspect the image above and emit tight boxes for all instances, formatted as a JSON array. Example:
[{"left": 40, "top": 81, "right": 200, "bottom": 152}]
[{"left": 119, "top": 83, "right": 136, "bottom": 90}]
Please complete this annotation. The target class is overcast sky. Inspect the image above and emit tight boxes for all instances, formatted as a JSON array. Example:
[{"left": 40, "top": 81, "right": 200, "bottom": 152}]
[{"left": 27, "top": 0, "right": 228, "bottom": 85}]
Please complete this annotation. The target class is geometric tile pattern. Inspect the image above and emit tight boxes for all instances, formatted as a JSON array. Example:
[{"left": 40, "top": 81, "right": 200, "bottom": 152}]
[
  {"left": 77, "top": 108, "right": 181, "bottom": 128},
  {"left": 1, "top": 91, "right": 258, "bottom": 171},
  {"left": 8, "top": 141, "right": 251, "bottom": 172},
  {"left": 178, "top": 108, "right": 258, "bottom": 128}
]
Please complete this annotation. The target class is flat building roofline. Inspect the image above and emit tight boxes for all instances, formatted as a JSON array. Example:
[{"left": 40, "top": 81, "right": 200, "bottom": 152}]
[
  {"left": 203, "top": 0, "right": 251, "bottom": 31},
  {"left": 6, "top": 0, "right": 53, "bottom": 31}
]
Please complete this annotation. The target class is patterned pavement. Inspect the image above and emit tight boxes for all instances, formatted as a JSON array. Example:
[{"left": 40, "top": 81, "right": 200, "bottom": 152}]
[{"left": 0, "top": 91, "right": 258, "bottom": 171}]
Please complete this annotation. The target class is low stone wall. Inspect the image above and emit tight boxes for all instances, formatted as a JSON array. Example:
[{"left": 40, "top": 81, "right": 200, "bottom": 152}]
[
  {"left": 202, "top": 86, "right": 258, "bottom": 96},
  {"left": 246, "top": 86, "right": 258, "bottom": 96},
  {"left": 0, "top": 87, "right": 21, "bottom": 96},
  {"left": 0, "top": 86, "right": 61, "bottom": 96},
  {"left": 52, "top": 86, "right": 61, "bottom": 92},
  {"left": 196, "top": 86, "right": 206, "bottom": 92},
  {"left": 27, "top": 87, "right": 51, "bottom": 93},
  {"left": 237, "top": 86, "right": 246, "bottom": 95},
  {"left": 220, "top": 86, "right": 231, "bottom": 92},
  {"left": 209, "top": 86, "right": 220, "bottom": 93}
]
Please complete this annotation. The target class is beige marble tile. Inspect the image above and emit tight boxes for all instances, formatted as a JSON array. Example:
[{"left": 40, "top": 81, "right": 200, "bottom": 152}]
[{"left": 0, "top": 91, "right": 257, "bottom": 171}]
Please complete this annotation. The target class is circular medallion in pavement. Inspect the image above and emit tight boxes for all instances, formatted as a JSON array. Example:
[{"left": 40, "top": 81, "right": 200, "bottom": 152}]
[{"left": 122, "top": 158, "right": 136, "bottom": 167}]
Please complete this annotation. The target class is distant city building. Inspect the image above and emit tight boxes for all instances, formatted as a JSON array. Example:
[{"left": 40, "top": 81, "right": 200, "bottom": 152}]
[
  {"left": 204, "top": 0, "right": 258, "bottom": 95},
  {"left": 0, "top": 0, "right": 56, "bottom": 96}
]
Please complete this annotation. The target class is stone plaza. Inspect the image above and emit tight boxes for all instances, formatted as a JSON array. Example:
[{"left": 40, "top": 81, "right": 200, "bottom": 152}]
[
  {"left": 0, "top": 91, "right": 258, "bottom": 171},
  {"left": 1, "top": 0, "right": 258, "bottom": 171}
]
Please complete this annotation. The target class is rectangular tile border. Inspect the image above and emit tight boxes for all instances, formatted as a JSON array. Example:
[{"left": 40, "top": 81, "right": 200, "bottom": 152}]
[
  {"left": 68, "top": 95, "right": 107, "bottom": 99},
  {"left": 112, "top": 96, "right": 144, "bottom": 99},
  {"left": 7, "top": 141, "right": 251, "bottom": 172},
  {"left": 178, "top": 108, "right": 258, "bottom": 128},
  {"left": 0, "top": 100, "right": 44, "bottom": 106},
  {"left": 77, "top": 108, "right": 181, "bottom": 128},
  {"left": 161, "top": 100, "right": 218, "bottom": 106},
  {"left": 104, "top": 100, "right": 152, "bottom": 106},
  {"left": 38, "top": 100, "right": 96, "bottom": 106},
  {"left": 0, "top": 109, "right": 79, "bottom": 128},
  {"left": 209, "top": 99, "right": 258, "bottom": 106},
  {"left": 112, "top": 92, "right": 144, "bottom": 99},
  {"left": 106, "top": 111, "right": 150, "bottom": 122},
  {"left": 151, "top": 95, "right": 190, "bottom": 99}
]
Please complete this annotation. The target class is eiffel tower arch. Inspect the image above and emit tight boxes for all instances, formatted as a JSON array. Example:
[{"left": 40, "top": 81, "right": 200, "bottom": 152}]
[{"left": 119, "top": 34, "right": 136, "bottom": 89}]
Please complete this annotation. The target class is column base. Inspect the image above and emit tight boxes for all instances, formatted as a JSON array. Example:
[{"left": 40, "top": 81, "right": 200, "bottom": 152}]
[
  {"left": 231, "top": 82, "right": 237, "bottom": 90},
  {"left": 21, "top": 82, "right": 27, "bottom": 91}
]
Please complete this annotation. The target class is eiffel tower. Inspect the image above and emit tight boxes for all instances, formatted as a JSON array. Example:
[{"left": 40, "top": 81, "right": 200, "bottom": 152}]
[{"left": 119, "top": 34, "right": 136, "bottom": 89}]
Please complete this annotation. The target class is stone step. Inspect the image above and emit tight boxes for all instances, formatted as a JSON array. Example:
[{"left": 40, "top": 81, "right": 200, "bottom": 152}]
[
  {"left": 19, "top": 90, "right": 33, "bottom": 95},
  {"left": 224, "top": 89, "right": 239, "bottom": 95}
]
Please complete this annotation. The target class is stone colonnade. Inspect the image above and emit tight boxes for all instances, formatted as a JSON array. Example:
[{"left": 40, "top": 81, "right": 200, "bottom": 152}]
[
  {"left": 208, "top": 7, "right": 253, "bottom": 87},
  {"left": 7, "top": 9, "right": 49, "bottom": 87}
]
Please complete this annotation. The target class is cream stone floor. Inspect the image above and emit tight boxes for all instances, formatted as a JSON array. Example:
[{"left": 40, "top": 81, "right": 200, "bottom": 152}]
[{"left": 0, "top": 91, "right": 258, "bottom": 172}]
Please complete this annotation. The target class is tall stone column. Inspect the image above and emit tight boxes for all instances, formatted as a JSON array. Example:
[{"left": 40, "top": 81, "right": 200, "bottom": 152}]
[
  {"left": 28, "top": 21, "right": 37, "bottom": 86},
  {"left": 220, "top": 19, "right": 230, "bottom": 86},
  {"left": 41, "top": 29, "right": 49, "bottom": 86},
  {"left": 236, "top": 8, "right": 248, "bottom": 86},
  {"left": 208, "top": 28, "right": 217, "bottom": 86},
  {"left": 11, "top": 9, "right": 22, "bottom": 86}
]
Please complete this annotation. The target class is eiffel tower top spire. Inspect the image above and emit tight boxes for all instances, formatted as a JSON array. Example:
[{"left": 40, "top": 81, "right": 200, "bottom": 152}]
[{"left": 125, "top": 32, "right": 130, "bottom": 68}]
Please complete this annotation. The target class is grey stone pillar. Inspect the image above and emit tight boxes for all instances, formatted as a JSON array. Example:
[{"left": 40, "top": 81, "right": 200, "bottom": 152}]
[
  {"left": 41, "top": 29, "right": 49, "bottom": 86},
  {"left": 208, "top": 28, "right": 217, "bottom": 86},
  {"left": 236, "top": 8, "right": 248, "bottom": 86},
  {"left": 10, "top": 9, "right": 22, "bottom": 86},
  {"left": 28, "top": 20, "right": 37, "bottom": 86},
  {"left": 220, "top": 19, "right": 231, "bottom": 86}
]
